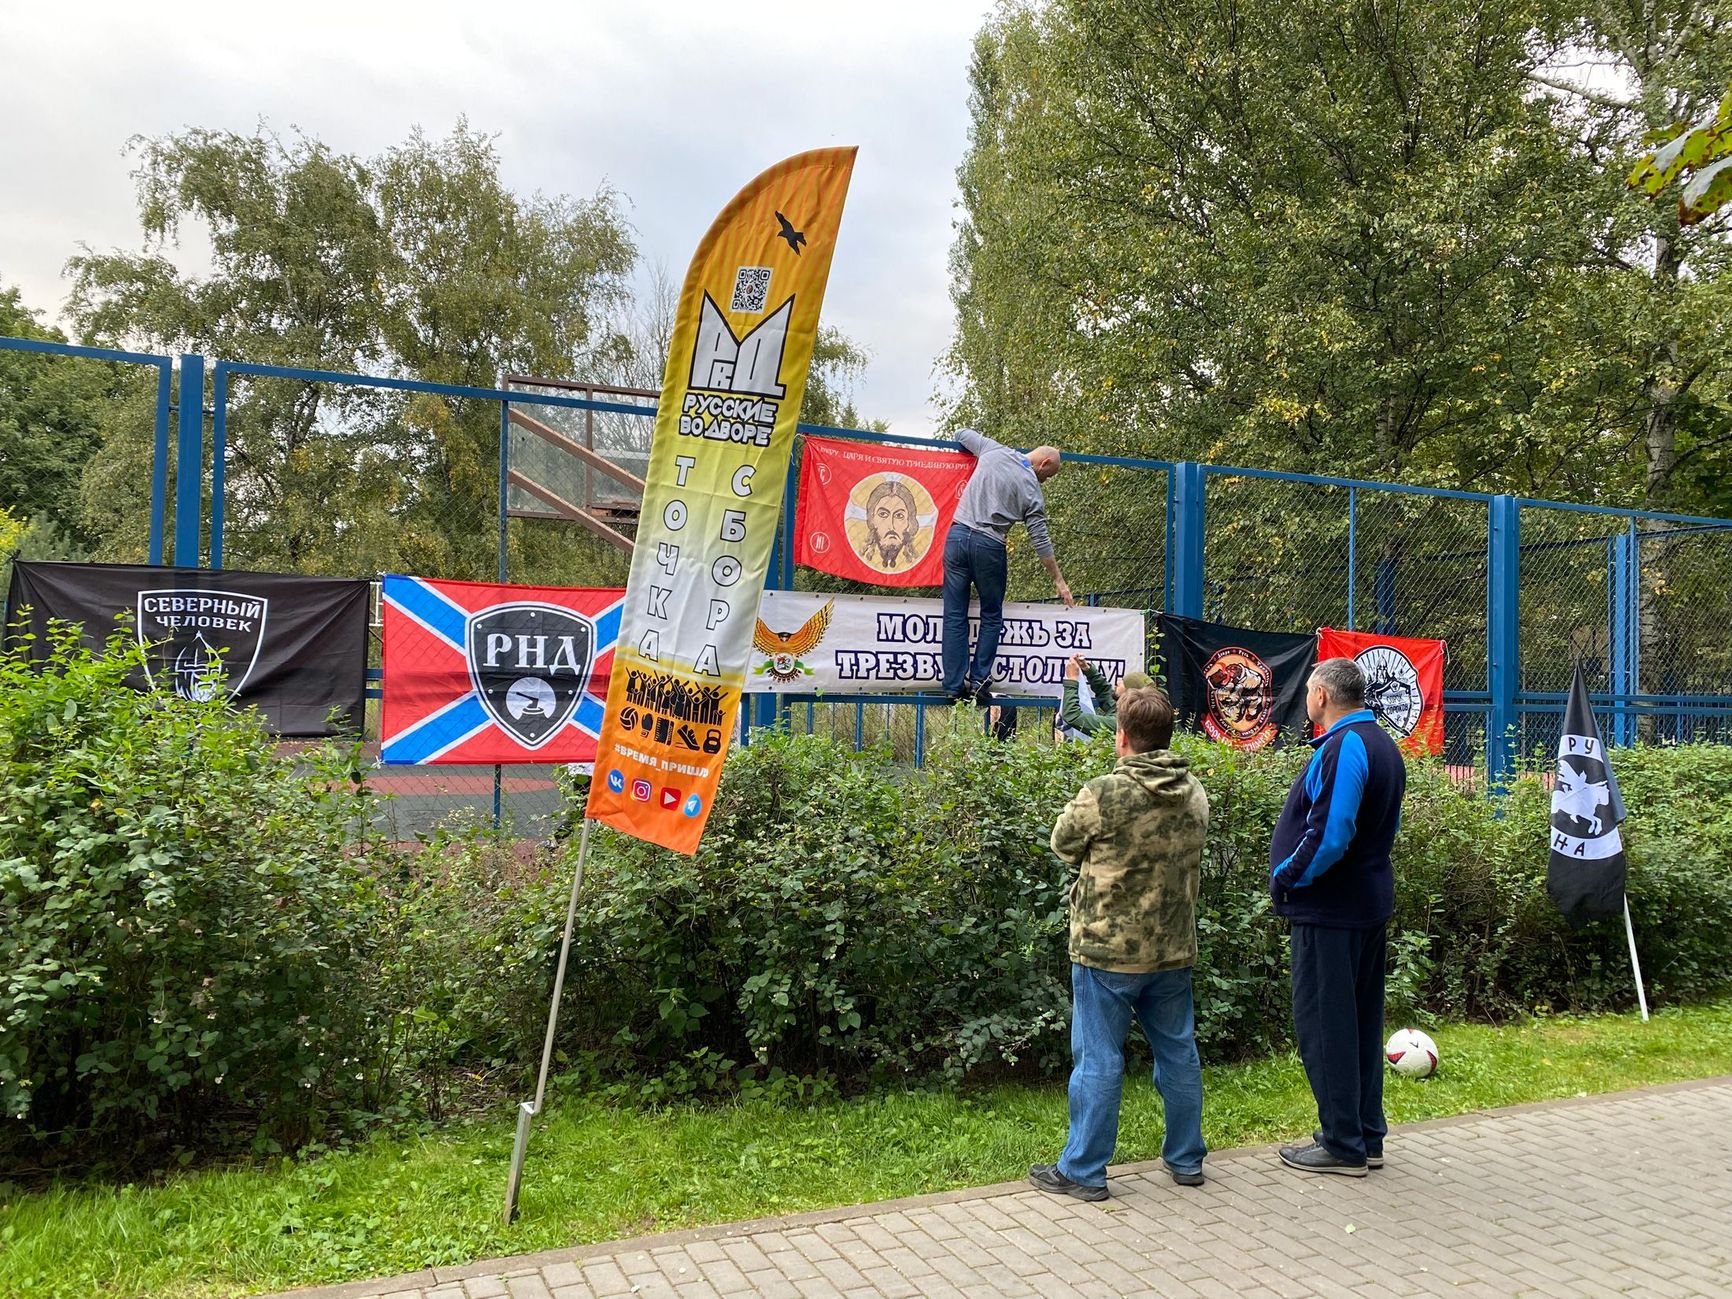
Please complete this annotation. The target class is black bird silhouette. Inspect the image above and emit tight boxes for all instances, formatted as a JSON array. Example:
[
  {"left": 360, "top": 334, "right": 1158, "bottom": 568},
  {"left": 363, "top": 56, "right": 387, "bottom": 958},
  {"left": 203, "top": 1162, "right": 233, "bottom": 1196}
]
[{"left": 774, "top": 211, "right": 807, "bottom": 255}]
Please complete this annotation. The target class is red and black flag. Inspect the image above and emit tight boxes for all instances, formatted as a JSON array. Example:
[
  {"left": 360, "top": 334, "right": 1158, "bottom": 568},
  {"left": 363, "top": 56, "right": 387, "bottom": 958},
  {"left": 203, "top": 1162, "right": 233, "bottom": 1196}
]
[
  {"left": 1156, "top": 613, "right": 1316, "bottom": 751},
  {"left": 1317, "top": 628, "right": 1446, "bottom": 755}
]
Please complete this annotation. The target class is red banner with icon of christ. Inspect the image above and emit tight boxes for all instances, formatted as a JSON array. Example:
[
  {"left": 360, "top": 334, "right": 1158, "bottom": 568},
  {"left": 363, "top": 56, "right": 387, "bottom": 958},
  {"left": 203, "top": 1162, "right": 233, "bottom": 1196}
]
[{"left": 793, "top": 436, "right": 972, "bottom": 587}]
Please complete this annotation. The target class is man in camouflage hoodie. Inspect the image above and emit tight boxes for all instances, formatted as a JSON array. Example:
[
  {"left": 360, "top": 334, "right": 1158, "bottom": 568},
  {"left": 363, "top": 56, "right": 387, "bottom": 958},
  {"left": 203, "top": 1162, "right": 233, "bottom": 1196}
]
[{"left": 1030, "top": 687, "right": 1212, "bottom": 1201}]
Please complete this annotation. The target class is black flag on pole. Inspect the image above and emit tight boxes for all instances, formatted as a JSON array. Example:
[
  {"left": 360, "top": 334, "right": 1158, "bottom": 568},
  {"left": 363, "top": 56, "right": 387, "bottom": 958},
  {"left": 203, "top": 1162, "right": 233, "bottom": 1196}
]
[{"left": 1547, "top": 665, "right": 1628, "bottom": 930}]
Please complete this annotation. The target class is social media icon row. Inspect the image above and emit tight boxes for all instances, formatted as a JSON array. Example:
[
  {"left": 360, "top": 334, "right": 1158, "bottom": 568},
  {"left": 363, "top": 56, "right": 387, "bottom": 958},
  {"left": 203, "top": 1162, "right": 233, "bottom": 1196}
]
[{"left": 605, "top": 768, "right": 701, "bottom": 818}]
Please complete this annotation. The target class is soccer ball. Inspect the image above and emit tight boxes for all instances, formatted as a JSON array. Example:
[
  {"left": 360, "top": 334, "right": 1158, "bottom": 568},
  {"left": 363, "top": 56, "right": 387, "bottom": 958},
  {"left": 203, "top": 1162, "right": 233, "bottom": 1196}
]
[{"left": 1385, "top": 1028, "right": 1438, "bottom": 1078}]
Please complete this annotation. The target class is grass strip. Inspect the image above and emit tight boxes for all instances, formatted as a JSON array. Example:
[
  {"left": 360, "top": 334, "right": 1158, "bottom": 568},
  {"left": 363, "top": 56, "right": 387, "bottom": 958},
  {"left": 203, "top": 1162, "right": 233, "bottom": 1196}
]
[{"left": 4, "top": 999, "right": 1730, "bottom": 1299}]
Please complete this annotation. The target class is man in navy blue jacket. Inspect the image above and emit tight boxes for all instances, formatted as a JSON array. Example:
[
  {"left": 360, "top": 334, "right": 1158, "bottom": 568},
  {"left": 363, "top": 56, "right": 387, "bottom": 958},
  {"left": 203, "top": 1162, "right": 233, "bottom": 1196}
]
[{"left": 1269, "top": 657, "right": 1407, "bottom": 1176}]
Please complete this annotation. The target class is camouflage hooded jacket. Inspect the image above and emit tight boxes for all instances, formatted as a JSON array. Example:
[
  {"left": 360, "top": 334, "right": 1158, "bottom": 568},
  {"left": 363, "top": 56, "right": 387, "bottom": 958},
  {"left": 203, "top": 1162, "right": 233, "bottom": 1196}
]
[{"left": 1050, "top": 750, "right": 1209, "bottom": 973}]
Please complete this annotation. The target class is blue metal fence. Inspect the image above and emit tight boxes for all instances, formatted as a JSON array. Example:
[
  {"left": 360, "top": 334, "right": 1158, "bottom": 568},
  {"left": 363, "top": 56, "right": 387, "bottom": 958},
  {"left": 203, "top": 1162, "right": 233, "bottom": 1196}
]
[{"left": 7, "top": 335, "right": 1732, "bottom": 797}]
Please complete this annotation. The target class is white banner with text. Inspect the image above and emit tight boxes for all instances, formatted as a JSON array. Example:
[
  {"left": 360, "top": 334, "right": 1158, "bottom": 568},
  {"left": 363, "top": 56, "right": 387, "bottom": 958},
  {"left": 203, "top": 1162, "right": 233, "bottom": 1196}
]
[{"left": 749, "top": 590, "right": 1146, "bottom": 696}]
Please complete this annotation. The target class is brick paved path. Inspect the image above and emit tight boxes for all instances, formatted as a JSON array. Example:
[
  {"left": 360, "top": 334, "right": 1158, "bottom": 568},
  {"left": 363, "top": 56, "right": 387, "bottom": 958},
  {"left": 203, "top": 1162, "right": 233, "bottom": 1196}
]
[{"left": 283, "top": 1078, "right": 1732, "bottom": 1299}]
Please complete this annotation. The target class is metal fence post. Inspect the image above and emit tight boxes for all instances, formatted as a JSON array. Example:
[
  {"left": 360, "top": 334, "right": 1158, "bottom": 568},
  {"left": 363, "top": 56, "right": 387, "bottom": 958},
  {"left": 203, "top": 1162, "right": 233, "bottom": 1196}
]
[
  {"left": 1487, "top": 496, "right": 1521, "bottom": 788},
  {"left": 149, "top": 360, "right": 173, "bottom": 566},
  {"left": 209, "top": 363, "right": 229, "bottom": 568},
  {"left": 1169, "top": 462, "right": 1206, "bottom": 619},
  {"left": 498, "top": 395, "right": 511, "bottom": 584},
  {"left": 1346, "top": 486, "right": 1357, "bottom": 628},
  {"left": 1375, "top": 557, "right": 1398, "bottom": 635},
  {"left": 748, "top": 453, "right": 799, "bottom": 739},
  {"left": 1610, "top": 524, "right": 1635, "bottom": 747},
  {"left": 494, "top": 393, "right": 511, "bottom": 831},
  {"left": 174, "top": 353, "right": 205, "bottom": 566}
]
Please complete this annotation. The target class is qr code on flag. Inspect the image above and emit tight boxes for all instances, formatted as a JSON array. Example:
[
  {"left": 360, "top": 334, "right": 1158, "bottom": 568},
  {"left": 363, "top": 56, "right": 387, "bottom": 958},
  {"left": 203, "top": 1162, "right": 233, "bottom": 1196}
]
[{"left": 730, "top": 266, "right": 774, "bottom": 313}]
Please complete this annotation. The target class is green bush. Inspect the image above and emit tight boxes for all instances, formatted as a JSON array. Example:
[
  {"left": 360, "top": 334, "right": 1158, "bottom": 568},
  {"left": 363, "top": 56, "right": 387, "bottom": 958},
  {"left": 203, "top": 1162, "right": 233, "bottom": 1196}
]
[
  {"left": 0, "top": 627, "right": 385, "bottom": 1162},
  {"left": 6, "top": 629, "right": 1731, "bottom": 1161},
  {"left": 503, "top": 721, "right": 1732, "bottom": 1092}
]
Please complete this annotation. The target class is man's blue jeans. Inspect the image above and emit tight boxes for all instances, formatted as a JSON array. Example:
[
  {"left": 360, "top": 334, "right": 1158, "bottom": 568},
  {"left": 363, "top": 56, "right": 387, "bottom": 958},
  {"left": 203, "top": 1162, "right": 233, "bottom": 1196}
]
[
  {"left": 940, "top": 523, "right": 1008, "bottom": 697},
  {"left": 1057, "top": 963, "right": 1207, "bottom": 1188}
]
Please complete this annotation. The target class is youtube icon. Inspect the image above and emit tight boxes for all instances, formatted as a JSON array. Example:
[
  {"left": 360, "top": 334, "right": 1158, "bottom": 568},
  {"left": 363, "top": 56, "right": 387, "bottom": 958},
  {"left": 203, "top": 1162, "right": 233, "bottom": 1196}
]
[{"left": 659, "top": 787, "right": 683, "bottom": 811}]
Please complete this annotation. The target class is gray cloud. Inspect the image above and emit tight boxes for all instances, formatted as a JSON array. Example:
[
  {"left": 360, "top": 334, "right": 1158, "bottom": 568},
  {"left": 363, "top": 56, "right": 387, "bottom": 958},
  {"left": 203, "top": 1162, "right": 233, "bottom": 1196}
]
[{"left": 0, "top": 0, "right": 989, "bottom": 435}]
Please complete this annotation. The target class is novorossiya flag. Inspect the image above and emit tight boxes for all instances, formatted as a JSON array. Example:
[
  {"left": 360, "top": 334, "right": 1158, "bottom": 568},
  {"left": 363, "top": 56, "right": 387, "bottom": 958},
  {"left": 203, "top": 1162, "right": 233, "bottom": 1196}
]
[
  {"left": 1317, "top": 627, "right": 1446, "bottom": 755},
  {"left": 586, "top": 148, "right": 856, "bottom": 853},
  {"left": 792, "top": 436, "right": 972, "bottom": 587},
  {"left": 379, "top": 575, "right": 622, "bottom": 764}
]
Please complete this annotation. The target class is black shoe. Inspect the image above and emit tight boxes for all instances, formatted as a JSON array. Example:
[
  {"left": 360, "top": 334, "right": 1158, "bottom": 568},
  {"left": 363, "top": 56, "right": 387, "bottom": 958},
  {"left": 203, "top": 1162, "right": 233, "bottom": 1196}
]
[
  {"left": 1164, "top": 1160, "right": 1205, "bottom": 1187},
  {"left": 1028, "top": 1163, "right": 1109, "bottom": 1201},
  {"left": 1314, "top": 1128, "right": 1382, "bottom": 1169},
  {"left": 1278, "top": 1142, "right": 1368, "bottom": 1177},
  {"left": 962, "top": 677, "right": 996, "bottom": 707}
]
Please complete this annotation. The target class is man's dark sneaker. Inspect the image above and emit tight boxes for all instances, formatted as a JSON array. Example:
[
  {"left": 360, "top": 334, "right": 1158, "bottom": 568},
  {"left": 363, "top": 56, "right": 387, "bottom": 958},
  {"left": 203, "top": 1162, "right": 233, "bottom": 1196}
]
[
  {"left": 1163, "top": 1160, "right": 1205, "bottom": 1187},
  {"left": 1278, "top": 1142, "right": 1368, "bottom": 1177},
  {"left": 1313, "top": 1128, "right": 1382, "bottom": 1169},
  {"left": 1028, "top": 1163, "right": 1109, "bottom": 1201}
]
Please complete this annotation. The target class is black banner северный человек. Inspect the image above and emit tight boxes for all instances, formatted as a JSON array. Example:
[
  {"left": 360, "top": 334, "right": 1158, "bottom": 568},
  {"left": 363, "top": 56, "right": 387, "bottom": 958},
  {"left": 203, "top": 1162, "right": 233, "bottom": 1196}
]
[
  {"left": 4, "top": 561, "right": 369, "bottom": 737},
  {"left": 1155, "top": 612, "right": 1317, "bottom": 751}
]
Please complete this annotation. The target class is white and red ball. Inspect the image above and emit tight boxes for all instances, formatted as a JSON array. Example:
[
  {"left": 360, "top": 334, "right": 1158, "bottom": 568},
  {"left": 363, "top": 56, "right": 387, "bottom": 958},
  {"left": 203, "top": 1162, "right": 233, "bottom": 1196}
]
[{"left": 1385, "top": 1027, "right": 1439, "bottom": 1078}]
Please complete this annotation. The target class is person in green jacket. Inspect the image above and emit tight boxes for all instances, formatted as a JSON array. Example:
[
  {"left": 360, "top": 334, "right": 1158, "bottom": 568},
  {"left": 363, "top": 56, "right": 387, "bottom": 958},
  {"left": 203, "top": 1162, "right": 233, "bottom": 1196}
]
[
  {"left": 1030, "top": 686, "right": 1211, "bottom": 1201},
  {"left": 1058, "top": 653, "right": 1155, "bottom": 738}
]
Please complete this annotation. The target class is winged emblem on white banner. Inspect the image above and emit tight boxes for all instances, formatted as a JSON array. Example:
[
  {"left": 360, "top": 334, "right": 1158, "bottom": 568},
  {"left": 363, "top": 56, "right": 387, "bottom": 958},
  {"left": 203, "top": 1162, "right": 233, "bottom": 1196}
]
[{"left": 753, "top": 600, "right": 835, "bottom": 684}]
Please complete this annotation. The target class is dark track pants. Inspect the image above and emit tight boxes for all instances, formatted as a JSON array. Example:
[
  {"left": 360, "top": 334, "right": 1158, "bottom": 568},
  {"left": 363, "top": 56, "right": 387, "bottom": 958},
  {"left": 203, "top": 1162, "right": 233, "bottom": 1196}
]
[{"left": 1289, "top": 922, "right": 1387, "bottom": 1163}]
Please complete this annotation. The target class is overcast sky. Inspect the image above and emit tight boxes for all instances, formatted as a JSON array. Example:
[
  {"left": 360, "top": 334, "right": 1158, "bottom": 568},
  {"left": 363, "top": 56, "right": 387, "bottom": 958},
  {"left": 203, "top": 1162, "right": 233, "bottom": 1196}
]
[{"left": 0, "top": 1, "right": 994, "bottom": 434}]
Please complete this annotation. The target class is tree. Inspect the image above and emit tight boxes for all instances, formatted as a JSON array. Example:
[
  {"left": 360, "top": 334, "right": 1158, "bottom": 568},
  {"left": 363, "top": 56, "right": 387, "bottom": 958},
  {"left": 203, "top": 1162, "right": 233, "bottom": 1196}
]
[
  {"left": 949, "top": 0, "right": 1626, "bottom": 496},
  {"left": 65, "top": 125, "right": 884, "bottom": 582},
  {"left": 0, "top": 283, "right": 120, "bottom": 550},
  {"left": 1630, "top": 83, "right": 1732, "bottom": 224},
  {"left": 0, "top": 504, "right": 23, "bottom": 594},
  {"left": 67, "top": 123, "right": 638, "bottom": 580},
  {"left": 1525, "top": 3, "right": 1732, "bottom": 514},
  {"left": 946, "top": 0, "right": 1648, "bottom": 639}
]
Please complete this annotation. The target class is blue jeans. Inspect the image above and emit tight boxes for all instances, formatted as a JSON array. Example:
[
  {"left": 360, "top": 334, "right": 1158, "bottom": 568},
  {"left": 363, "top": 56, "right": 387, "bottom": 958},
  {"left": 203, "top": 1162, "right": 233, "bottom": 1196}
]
[
  {"left": 940, "top": 523, "right": 1008, "bottom": 696},
  {"left": 1058, "top": 963, "right": 1207, "bottom": 1188}
]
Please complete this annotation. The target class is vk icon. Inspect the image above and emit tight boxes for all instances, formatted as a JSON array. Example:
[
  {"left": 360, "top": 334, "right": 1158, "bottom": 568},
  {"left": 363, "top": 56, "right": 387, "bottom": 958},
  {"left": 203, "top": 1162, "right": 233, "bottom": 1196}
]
[
  {"left": 606, "top": 769, "right": 625, "bottom": 794},
  {"left": 682, "top": 794, "right": 703, "bottom": 818}
]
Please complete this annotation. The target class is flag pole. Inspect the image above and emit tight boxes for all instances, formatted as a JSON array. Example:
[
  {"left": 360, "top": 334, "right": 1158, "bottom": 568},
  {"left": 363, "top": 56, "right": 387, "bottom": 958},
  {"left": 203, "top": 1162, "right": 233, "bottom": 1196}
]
[
  {"left": 1621, "top": 894, "right": 1650, "bottom": 1023},
  {"left": 504, "top": 817, "right": 595, "bottom": 1225}
]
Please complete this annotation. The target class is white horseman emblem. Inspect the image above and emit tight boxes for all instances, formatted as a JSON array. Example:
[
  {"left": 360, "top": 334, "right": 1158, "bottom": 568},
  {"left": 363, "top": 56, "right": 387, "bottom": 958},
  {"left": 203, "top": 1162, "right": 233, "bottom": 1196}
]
[{"left": 752, "top": 600, "right": 835, "bottom": 684}]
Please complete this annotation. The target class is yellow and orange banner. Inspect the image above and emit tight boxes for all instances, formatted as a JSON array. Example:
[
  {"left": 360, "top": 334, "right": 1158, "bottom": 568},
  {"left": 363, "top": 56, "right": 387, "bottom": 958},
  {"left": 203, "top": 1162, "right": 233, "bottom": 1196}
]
[{"left": 585, "top": 148, "right": 856, "bottom": 853}]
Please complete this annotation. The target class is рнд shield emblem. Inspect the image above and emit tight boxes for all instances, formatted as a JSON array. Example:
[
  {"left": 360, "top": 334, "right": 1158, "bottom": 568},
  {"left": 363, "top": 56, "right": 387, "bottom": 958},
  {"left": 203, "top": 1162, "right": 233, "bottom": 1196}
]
[
  {"left": 466, "top": 602, "right": 594, "bottom": 749},
  {"left": 135, "top": 588, "right": 269, "bottom": 701}
]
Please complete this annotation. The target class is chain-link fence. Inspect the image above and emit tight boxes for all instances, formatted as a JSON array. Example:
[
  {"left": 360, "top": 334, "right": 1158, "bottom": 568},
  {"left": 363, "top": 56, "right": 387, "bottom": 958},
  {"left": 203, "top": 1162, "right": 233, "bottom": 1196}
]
[
  {"left": 0, "top": 338, "right": 177, "bottom": 580},
  {"left": 10, "top": 335, "right": 1732, "bottom": 823},
  {"left": 1514, "top": 505, "right": 1625, "bottom": 763},
  {"left": 1638, "top": 523, "right": 1732, "bottom": 742},
  {"left": 1201, "top": 473, "right": 1493, "bottom": 771}
]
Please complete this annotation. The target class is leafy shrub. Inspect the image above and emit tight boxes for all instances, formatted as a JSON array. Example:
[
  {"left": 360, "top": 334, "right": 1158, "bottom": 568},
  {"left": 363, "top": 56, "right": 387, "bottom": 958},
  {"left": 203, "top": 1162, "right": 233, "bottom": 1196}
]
[
  {"left": 0, "top": 627, "right": 385, "bottom": 1162},
  {"left": 512, "top": 721, "right": 1732, "bottom": 1092},
  {"left": 7, "top": 630, "right": 1731, "bottom": 1161}
]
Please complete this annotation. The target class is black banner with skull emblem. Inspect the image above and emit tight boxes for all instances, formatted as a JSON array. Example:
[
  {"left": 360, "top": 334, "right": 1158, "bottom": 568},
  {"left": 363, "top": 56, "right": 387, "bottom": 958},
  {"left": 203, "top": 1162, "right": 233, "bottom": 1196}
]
[
  {"left": 1155, "top": 614, "right": 1316, "bottom": 751},
  {"left": 5, "top": 561, "right": 368, "bottom": 736}
]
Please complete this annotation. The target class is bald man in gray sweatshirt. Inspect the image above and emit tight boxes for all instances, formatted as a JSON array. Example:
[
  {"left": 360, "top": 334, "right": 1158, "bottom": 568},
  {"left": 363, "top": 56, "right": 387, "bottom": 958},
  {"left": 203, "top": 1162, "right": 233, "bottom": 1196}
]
[{"left": 941, "top": 429, "right": 1073, "bottom": 704}]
